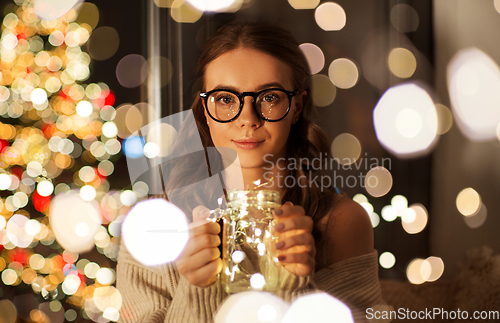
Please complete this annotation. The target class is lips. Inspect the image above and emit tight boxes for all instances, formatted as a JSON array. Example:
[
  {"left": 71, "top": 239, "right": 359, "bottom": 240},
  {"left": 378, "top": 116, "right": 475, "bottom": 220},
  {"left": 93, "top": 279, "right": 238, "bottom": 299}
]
[{"left": 233, "top": 138, "right": 264, "bottom": 149}]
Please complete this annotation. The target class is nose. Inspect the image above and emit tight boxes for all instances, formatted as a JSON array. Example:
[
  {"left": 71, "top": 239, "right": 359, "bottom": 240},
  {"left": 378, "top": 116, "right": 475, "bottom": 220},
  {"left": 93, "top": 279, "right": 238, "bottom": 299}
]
[{"left": 236, "top": 96, "right": 262, "bottom": 128}]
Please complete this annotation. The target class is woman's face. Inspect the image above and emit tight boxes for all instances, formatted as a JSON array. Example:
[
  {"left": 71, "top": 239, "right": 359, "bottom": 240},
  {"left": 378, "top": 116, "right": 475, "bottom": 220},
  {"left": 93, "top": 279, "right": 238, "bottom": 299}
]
[{"left": 203, "top": 47, "right": 304, "bottom": 170}]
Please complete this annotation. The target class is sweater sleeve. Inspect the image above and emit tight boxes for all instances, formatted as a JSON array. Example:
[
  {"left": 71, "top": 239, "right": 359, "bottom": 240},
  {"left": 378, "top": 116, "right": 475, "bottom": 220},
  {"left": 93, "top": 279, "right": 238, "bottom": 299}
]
[
  {"left": 116, "top": 240, "right": 178, "bottom": 322},
  {"left": 312, "top": 250, "right": 383, "bottom": 322}
]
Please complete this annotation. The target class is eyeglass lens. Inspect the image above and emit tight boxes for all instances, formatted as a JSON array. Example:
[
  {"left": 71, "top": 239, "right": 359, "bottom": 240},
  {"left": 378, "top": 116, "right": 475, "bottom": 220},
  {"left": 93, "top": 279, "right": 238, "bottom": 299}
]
[{"left": 206, "top": 89, "right": 290, "bottom": 122}]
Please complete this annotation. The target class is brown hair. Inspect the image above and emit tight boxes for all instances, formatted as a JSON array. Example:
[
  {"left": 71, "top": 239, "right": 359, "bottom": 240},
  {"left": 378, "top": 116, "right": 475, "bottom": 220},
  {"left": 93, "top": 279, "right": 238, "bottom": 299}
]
[{"left": 166, "top": 21, "right": 340, "bottom": 228}]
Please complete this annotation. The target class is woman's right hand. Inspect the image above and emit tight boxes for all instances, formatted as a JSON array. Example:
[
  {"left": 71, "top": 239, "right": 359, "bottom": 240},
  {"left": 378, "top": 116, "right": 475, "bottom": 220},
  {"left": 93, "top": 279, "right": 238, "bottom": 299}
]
[{"left": 175, "top": 205, "right": 222, "bottom": 287}]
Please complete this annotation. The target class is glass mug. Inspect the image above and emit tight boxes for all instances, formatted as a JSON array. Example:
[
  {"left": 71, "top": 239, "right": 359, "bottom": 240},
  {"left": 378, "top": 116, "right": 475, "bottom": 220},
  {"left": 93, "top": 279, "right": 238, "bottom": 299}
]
[{"left": 216, "top": 189, "right": 281, "bottom": 294}]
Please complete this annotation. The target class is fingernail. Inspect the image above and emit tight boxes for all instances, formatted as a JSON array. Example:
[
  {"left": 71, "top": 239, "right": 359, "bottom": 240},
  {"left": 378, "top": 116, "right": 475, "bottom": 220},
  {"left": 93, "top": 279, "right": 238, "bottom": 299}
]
[
  {"left": 275, "top": 241, "right": 285, "bottom": 249},
  {"left": 273, "top": 223, "right": 284, "bottom": 231},
  {"left": 278, "top": 255, "right": 286, "bottom": 262},
  {"left": 274, "top": 209, "right": 283, "bottom": 216}
]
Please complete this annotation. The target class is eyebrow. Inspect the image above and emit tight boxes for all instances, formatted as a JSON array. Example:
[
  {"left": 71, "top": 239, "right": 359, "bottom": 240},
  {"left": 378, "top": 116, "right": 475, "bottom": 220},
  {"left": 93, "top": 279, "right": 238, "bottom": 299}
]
[{"left": 210, "top": 82, "right": 288, "bottom": 92}]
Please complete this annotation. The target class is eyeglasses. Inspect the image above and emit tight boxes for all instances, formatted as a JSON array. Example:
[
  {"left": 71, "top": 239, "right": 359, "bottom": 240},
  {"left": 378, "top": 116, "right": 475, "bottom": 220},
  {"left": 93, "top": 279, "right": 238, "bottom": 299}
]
[{"left": 200, "top": 88, "right": 298, "bottom": 123}]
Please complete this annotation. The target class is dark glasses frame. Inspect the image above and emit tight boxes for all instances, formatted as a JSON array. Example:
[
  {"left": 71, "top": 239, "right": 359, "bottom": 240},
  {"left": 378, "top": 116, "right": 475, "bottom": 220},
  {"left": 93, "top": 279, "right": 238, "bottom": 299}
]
[{"left": 200, "top": 87, "right": 298, "bottom": 123}]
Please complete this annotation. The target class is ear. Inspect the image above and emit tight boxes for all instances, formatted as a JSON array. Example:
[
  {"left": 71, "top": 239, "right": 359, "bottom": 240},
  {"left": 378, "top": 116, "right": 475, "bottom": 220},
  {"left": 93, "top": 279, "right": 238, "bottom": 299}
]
[{"left": 292, "top": 90, "right": 306, "bottom": 124}]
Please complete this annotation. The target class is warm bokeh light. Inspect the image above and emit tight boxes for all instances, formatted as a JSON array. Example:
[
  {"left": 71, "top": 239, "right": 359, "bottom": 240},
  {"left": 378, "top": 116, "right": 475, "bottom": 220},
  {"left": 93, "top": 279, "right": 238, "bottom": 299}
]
[
  {"left": 388, "top": 48, "right": 417, "bottom": 78},
  {"left": 373, "top": 83, "right": 438, "bottom": 158},
  {"left": 390, "top": 4, "right": 419, "bottom": 33},
  {"left": 171, "top": 0, "right": 203, "bottom": 23},
  {"left": 288, "top": 0, "right": 320, "bottom": 9},
  {"left": 145, "top": 122, "right": 178, "bottom": 157},
  {"left": 330, "top": 133, "right": 361, "bottom": 165},
  {"left": 381, "top": 205, "right": 398, "bottom": 222},
  {"left": 215, "top": 291, "right": 289, "bottom": 323},
  {"left": 425, "top": 256, "right": 444, "bottom": 282},
  {"left": 116, "top": 55, "right": 147, "bottom": 88},
  {"left": 402, "top": 204, "right": 428, "bottom": 234},
  {"left": 186, "top": 0, "right": 237, "bottom": 11},
  {"left": 463, "top": 203, "right": 487, "bottom": 229},
  {"left": 121, "top": 199, "right": 189, "bottom": 266},
  {"left": 406, "top": 258, "right": 426, "bottom": 284},
  {"left": 379, "top": 251, "right": 396, "bottom": 269},
  {"left": 34, "top": 0, "right": 79, "bottom": 20},
  {"left": 299, "top": 43, "right": 325, "bottom": 75},
  {"left": 328, "top": 58, "right": 359, "bottom": 89},
  {"left": 87, "top": 26, "right": 120, "bottom": 61},
  {"left": 456, "top": 187, "right": 481, "bottom": 216},
  {"left": 49, "top": 191, "right": 102, "bottom": 253},
  {"left": 435, "top": 103, "right": 453, "bottom": 134},
  {"left": 447, "top": 47, "right": 500, "bottom": 141},
  {"left": 311, "top": 74, "right": 336, "bottom": 107},
  {"left": 369, "top": 212, "right": 380, "bottom": 228},
  {"left": 315, "top": 2, "right": 346, "bottom": 31},
  {"left": 282, "top": 293, "right": 353, "bottom": 323},
  {"left": 365, "top": 167, "right": 393, "bottom": 197}
]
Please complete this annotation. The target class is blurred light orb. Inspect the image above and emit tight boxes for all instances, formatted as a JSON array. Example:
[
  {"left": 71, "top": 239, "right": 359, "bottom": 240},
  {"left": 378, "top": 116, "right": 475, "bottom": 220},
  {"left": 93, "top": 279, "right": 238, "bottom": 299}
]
[
  {"left": 186, "top": 0, "right": 236, "bottom": 11},
  {"left": 406, "top": 258, "right": 426, "bottom": 284},
  {"left": 231, "top": 250, "right": 246, "bottom": 264},
  {"left": 328, "top": 58, "right": 359, "bottom": 89},
  {"left": 34, "top": 0, "right": 81, "bottom": 20},
  {"left": 402, "top": 204, "right": 428, "bottom": 234},
  {"left": 463, "top": 203, "right": 487, "bottom": 229},
  {"left": 288, "top": 0, "right": 320, "bottom": 9},
  {"left": 145, "top": 123, "right": 178, "bottom": 157},
  {"left": 0, "top": 173, "right": 13, "bottom": 190},
  {"left": 330, "top": 133, "right": 361, "bottom": 165},
  {"left": 171, "top": 0, "right": 203, "bottom": 23},
  {"left": 121, "top": 199, "right": 189, "bottom": 266},
  {"left": 49, "top": 191, "right": 102, "bottom": 253},
  {"left": 76, "top": 101, "right": 93, "bottom": 117},
  {"left": 373, "top": 83, "right": 438, "bottom": 158},
  {"left": 456, "top": 187, "right": 481, "bottom": 216},
  {"left": 37, "top": 180, "right": 54, "bottom": 197},
  {"left": 448, "top": 48, "right": 500, "bottom": 141},
  {"left": 7, "top": 214, "right": 35, "bottom": 248},
  {"left": 315, "top": 2, "right": 346, "bottom": 31},
  {"left": 369, "top": 212, "right": 380, "bottom": 228},
  {"left": 390, "top": 4, "right": 419, "bottom": 33},
  {"left": 62, "top": 274, "right": 80, "bottom": 295},
  {"left": 102, "top": 122, "right": 118, "bottom": 138},
  {"left": 103, "top": 307, "right": 120, "bottom": 322},
  {"left": 31, "top": 88, "right": 48, "bottom": 105},
  {"left": 425, "top": 256, "right": 444, "bottom": 282},
  {"left": 299, "top": 43, "right": 325, "bottom": 75},
  {"left": 250, "top": 273, "right": 266, "bottom": 290},
  {"left": 80, "top": 185, "right": 97, "bottom": 201},
  {"left": 381, "top": 205, "right": 398, "bottom": 222},
  {"left": 96, "top": 268, "right": 115, "bottom": 285},
  {"left": 495, "top": 0, "right": 500, "bottom": 13},
  {"left": 88, "top": 27, "right": 120, "bottom": 61},
  {"left": 379, "top": 251, "right": 396, "bottom": 269},
  {"left": 359, "top": 202, "right": 374, "bottom": 215},
  {"left": 93, "top": 286, "right": 122, "bottom": 312},
  {"left": 388, "top": 48, "right": 417, "bottom": 78},
  {"left": 282, "top": 293, "right": 353, "bottom": 323},
  {"left": 352, "top": 193, "right": 368, "bottom": 204},
  {"left": 123, "top": 136, "right": 145, "bottom": 159},
  {"left": 143, "top": 142, "right": 160, "bottom": 158},
  {"left": 116, "top": 54, "right": 147, "bottom": 88},
  {"left": 79, "top": 166, "right": 96, "bottom": 182},
  {"left": 120, "top": 190, "right": 137, "bottom": 207},
  {"left": 215, "top": 291, "right": 289, "bottom": 323},
  {"left": 365, "top": 167, "right": 393, "bottom": 197},
  {"left": 391, "top": 195, "right": 408, "bottom": 212},
  {"left": 435, "top": 104, "right": 453, "bottom": 134}
]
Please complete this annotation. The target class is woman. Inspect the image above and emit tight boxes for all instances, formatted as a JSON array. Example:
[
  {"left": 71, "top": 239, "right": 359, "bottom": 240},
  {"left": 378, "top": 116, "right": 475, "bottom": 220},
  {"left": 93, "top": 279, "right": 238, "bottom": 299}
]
[{"left": 117, "top": 21, "right": 382, "bottom": 323}]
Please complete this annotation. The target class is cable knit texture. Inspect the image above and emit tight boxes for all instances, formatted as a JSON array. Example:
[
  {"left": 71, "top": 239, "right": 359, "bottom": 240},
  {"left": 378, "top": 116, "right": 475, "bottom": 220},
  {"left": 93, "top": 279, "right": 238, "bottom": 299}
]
[{"left": 117, "top": 239, "right": 382, "bottom": 323}]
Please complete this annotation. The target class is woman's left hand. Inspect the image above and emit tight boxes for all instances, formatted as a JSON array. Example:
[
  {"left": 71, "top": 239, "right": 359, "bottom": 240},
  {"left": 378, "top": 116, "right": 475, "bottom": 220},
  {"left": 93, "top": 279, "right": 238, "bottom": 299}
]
[{"left": 272, "top": 201, "right": 315, "bottom": 277}]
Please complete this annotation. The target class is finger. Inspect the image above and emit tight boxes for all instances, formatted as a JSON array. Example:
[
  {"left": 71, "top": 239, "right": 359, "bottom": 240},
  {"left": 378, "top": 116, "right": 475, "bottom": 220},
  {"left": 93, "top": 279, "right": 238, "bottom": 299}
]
[
  {"left": 190, "top": 258, "right": 222, "bottom": 287},
  {"left": 278, "top": 252, "right": 314, "bottom": 266},
  {"left": 275, "top": 233, "right": 314, "bottom": 253},
  {"left": 273, "top": 204, "right": 305, "bottom": 218},
  {"left": 182, "top": 233, "right": 220, "bottom": 257},
  {"left": 187, "top": 247, "right": 221, "bottom": 271},
  {"left": 189, "top": 221, "right": 220, "bottom": 237},
  {"left": 273, "top": 215, "right": 313, "bottom": 233}
]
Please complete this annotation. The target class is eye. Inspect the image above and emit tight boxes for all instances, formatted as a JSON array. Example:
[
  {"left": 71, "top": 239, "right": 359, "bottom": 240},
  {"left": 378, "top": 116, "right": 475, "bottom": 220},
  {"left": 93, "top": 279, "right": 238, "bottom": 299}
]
[
  {"left": 263, "top": 94, "right": 278, "bottom": 103},
  {"left": 215, "top": 94, "right": 236, "bottom": 105}
]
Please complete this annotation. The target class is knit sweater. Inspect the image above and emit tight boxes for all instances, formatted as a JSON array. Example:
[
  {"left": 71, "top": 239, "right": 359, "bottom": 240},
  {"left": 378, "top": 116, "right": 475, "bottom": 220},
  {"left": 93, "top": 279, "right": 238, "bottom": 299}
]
[{"left": 116, "top": 240, "right": 382, "bottom": 323}]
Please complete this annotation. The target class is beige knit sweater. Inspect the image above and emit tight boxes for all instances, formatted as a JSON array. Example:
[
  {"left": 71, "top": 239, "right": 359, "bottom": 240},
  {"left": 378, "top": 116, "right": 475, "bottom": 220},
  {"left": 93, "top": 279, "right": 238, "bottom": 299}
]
[{"left": 116, "top": 240, "right": 382, "bottom": 323}]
